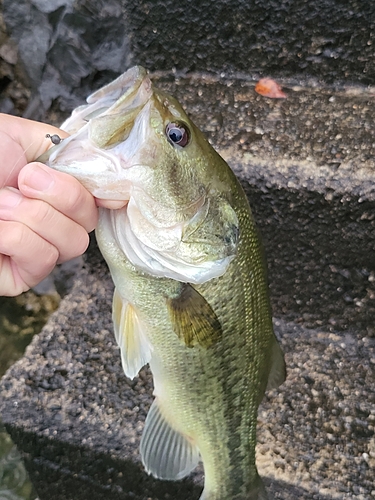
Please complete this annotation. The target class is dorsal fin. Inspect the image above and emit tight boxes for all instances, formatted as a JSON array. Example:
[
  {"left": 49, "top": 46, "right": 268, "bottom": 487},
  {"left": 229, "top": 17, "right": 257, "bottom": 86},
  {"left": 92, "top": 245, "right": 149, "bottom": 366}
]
[
  {"left": 166, "top": 283, "right": 222, "bottom": 348},
  {"left": 112, "top": 288, "right": 152, "bottom": 379},
  {"left": 140, "top": 397, "right": 200, "bottom": 480}
]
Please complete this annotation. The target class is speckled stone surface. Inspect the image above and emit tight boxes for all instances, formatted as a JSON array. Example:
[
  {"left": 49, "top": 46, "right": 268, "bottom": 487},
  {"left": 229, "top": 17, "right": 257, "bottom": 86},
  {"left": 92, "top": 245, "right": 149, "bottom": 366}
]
[
  {"left": 0, "top": 241, "right": 374, "bottom": 499},
  {"left": 1, "top": 70, "right": 375, "bottom": 499},
  {"left": 2, "top": 0, "right": 375, "bottom": 119}
]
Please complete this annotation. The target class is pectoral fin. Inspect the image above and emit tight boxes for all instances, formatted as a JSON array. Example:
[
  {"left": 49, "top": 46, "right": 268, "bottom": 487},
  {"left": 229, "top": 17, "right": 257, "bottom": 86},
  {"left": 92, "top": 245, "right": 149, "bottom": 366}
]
[
  {"left": 266, "top": 336, "right": 286, "bottom": 391},
  {"left": 112, "top": 288, "right": 152, "bottom": 379},
  {"left": 140, "top": 397, "right": 200, "bottom": 480},
  {"left": 166, "top": 283, "right": 222, "bottom": 348}
]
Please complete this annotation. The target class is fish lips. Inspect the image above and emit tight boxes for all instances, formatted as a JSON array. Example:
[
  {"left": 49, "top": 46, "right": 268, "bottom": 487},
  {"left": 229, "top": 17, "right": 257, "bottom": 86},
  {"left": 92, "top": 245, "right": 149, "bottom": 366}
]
[
  {"left": 37, "top": 65, "right": 154, "bottom": 185},
  {"left": 63, "top": 66, "right": 153, "bottom": 140}
]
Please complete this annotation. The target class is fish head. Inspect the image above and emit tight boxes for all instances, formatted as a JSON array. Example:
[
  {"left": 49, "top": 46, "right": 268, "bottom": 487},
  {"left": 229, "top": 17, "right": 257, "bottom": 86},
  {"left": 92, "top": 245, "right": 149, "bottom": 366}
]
[{"left": 41, "top": 66, "right": 240, "bottom": 283}]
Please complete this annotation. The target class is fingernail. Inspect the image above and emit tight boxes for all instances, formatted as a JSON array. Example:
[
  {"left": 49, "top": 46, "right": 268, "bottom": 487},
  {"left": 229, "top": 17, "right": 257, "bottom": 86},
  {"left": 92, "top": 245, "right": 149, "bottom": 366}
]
[
  {"left": 23, "top": 164, "right": 54, "bottom": 192},
  {"left": 0, "top": 188, "right": 22, "bottom": 208}
]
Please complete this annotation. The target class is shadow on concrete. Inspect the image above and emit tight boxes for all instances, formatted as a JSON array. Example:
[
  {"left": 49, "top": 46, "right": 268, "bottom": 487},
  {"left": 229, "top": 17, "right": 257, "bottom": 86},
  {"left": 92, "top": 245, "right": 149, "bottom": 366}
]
[{"left": 7, "top": 425, "right": 337, "bottom": 500}]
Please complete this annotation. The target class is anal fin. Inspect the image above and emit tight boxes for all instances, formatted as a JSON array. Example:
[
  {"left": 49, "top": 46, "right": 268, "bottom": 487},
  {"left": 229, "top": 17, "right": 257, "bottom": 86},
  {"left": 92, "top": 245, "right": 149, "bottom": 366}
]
[
  {"left": 140, "top": 398, "right": 200, "bottom": 480},
  {"left": 112, "top": 288, "right": 152, "bottom": 379}
]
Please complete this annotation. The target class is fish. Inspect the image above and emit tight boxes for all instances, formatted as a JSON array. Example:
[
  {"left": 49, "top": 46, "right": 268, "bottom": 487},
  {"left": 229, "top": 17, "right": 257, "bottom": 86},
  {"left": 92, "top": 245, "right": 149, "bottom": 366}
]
[{"left": 38, "top": 65, "right": 286, "bottom": 500}]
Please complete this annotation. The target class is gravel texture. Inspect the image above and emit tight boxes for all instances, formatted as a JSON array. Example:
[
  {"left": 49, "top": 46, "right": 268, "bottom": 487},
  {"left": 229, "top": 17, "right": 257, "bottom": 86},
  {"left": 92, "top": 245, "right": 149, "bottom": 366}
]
[
  {"left": 1, "top": 9, "right": 375, "bottom": 497},
  {"left": 0, "top": 241, "right": 374, "bottom": 499},
  {"left": 1, "top": 70, "right": 375, "bottom": 498}
]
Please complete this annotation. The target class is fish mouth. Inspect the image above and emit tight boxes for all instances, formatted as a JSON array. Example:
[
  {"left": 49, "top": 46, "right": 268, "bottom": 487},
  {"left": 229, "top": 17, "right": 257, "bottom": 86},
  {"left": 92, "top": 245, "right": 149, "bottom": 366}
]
[
  {"left": 101, "top": 206, "right": 237, "bottom": 284},
  {"left": 109, "top": 191, "right": 239, "bottom": 284},
  {"left": 37, "top": 66, "right": 153, "bottom": 177},
  {"left": 63, "top": 66, "right": 153, "bottom": 142}
]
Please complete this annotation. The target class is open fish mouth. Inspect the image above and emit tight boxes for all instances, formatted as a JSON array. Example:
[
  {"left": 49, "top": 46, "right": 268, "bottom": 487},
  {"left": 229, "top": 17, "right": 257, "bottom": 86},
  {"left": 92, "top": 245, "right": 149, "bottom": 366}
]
[
  {"left": 36, "top": 66, "right": 154, "bottom": 198},
  {"left": 62, "top": 66, "right": 152, "bottom": 141}
]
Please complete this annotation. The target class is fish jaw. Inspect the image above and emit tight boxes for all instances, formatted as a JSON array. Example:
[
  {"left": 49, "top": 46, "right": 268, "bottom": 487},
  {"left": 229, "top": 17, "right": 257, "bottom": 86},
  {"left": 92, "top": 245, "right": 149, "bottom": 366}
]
[
  {"left": 99, "top": 206, "right": 236, "bottom": 285},
  {"left": 38, "top": 66, "right": 154, "bottom": 201},
  {"left": 62, "top": 65, "right": 152, "bottom": 139}
]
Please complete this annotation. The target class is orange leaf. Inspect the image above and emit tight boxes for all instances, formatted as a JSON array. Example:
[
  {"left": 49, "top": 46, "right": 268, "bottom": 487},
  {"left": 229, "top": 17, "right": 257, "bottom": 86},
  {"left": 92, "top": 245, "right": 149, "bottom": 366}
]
[{"left": 255, "top": 78, "right": 287, "bottom": 99}]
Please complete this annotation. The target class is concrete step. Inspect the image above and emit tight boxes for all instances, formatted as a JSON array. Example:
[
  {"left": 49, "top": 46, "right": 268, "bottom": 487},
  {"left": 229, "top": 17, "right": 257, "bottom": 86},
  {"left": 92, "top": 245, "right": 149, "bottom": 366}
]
[
  {"left": 1, "top": 2, "right": 375, "bottom": 497},
  {"left": 2, "top": 67, "right": 375, "bottom": 498},
  {"left": 0, "top": 239, "right": 373, "bottom": 499}
]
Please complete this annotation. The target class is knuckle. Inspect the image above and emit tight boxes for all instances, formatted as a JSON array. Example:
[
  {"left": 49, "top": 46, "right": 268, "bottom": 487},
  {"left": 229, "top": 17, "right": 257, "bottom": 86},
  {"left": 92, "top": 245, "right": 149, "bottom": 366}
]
[
  {"left": 64, "top": 181, "right": 84, "bottom": 213},
  {"left": 44, "top": 245, "right": 60, "bottom": 276},
  {"left": 57, "top": 178, "right": 97, "bottom": 231},
  {"left": 0, "top": 221, "right": 26, "bottom": 249},
  {"left": 0, "top": 221, "right": 59, "bottom": 265},
  {"left": 44, "top": 245, "right": 59, "bottom": 269},
  {"left": 33, "top": 200, "right": 52, "bottom": 224},
  {"left": 59, "top": 229, "right": 89, "bottom": 263}
]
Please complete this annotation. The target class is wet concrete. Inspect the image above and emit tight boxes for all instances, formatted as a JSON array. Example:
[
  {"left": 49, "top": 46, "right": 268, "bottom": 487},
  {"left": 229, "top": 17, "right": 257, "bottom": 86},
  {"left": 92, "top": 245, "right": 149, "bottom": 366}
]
[{"left": 1, "top": 70, "right": 375, "bottom": 499}]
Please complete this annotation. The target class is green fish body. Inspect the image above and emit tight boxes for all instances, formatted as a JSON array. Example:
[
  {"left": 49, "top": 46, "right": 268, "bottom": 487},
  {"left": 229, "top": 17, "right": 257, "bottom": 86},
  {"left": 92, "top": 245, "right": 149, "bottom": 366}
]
[{"left": 40, "top": 66, "right": 285, "bottom": 500}]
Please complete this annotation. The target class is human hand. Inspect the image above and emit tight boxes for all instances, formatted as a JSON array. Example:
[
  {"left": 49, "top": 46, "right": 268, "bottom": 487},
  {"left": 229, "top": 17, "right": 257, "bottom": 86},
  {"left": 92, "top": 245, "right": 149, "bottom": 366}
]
[{"left": 0, "top": 114, "right": 125, "bottom": 297}]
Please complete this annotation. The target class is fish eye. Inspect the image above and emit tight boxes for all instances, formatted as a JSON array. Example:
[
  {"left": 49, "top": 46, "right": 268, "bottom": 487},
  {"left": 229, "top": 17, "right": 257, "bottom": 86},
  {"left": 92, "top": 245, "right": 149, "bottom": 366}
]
[{"left": 165, "top": 122, "right": 190, "bottom": 148}]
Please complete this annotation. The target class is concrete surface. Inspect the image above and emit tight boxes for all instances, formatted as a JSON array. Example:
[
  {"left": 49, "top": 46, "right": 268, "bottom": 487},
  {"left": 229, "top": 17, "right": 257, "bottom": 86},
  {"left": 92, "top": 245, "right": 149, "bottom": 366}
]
[
  {"left": 0, "top": 241, "right": 373, "bottom": 500},
  {"left": 1, "top": 1, "right": 375, "bottom": 498},
  {"left": 2, "top": 0, "right": 375, "bottom": 118},
  {"left": 0, "top": 72, "right": 375, "bottom": 499}
]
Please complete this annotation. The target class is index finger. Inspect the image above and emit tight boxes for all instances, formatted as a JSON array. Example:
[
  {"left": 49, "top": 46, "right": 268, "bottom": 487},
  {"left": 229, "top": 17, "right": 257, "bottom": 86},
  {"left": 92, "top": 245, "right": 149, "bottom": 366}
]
[{"left": 0, "top": 114, "right": 68, "bottom": 188}]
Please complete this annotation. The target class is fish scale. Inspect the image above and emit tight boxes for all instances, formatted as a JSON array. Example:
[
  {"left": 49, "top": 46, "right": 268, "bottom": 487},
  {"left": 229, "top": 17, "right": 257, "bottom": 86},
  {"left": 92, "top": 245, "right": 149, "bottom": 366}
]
[{"left": 39, "top": 65, "right": 285, "bottom": 500}]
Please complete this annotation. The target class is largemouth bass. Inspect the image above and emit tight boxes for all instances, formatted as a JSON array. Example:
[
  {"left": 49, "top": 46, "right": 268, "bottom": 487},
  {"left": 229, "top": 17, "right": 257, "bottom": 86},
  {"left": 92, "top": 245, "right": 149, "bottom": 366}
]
[{"left": 39, "top": 66, "right": 285, "bottom": 500}]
